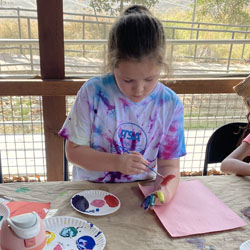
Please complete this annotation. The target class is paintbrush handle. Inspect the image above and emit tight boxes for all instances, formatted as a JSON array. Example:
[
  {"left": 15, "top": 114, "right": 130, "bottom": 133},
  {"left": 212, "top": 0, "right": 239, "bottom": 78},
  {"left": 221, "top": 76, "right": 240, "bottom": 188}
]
[{"left": 145, "top": 164, "right": 164, "bottom": 178}]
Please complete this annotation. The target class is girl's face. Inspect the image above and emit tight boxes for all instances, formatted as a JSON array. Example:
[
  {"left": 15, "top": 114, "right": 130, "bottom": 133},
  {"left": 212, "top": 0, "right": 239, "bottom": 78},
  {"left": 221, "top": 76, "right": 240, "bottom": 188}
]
[{"left": 113, "top": 58, "right": 161, "bottom": 103}]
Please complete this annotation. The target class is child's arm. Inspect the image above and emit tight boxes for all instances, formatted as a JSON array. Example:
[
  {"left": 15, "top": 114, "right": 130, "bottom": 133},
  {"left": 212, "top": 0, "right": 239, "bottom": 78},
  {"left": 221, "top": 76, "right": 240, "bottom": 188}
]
[
  {"left": 66, "top": 140, "right": 149, "bottom": 175},
  {"left": 154, "top": 158, "right": 180, "bottom": 204},
  {"left": 221, "top": 142, "right": 250, "bottom": 176}
]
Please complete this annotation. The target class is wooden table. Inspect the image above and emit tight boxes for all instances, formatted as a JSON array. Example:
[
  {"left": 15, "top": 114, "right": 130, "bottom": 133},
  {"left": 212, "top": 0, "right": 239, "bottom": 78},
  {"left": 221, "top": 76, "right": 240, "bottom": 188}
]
[{"left": 0, "top": 175, "right": 250, "bottom": 250}]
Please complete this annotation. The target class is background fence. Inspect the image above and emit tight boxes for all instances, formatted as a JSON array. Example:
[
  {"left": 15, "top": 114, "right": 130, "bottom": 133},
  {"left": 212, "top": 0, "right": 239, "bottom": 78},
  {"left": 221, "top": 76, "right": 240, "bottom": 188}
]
[{"left": 0, "top": 7, "right": 249, "bottom": 181}]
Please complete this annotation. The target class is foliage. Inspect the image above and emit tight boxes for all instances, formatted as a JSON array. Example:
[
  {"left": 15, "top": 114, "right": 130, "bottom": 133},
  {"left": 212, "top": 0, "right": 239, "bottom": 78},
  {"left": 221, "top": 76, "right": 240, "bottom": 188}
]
[
  {"left": 89, "top": 0, "right": 159, "bottom": 15},
  {"left": 196, "top": 0, "right": 250, "bottom": 25}
]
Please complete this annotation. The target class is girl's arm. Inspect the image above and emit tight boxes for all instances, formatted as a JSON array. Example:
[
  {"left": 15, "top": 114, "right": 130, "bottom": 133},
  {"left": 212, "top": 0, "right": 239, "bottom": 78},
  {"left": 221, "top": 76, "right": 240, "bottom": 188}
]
[
  {"left": 66, "top": 140, "right": 149, "bottom": 175},
  {"left": 221, "top": 142, "right": 250, "bottom": 176},
  {"left": 154, "top": 158, "right": 180, "bottom": 204}
]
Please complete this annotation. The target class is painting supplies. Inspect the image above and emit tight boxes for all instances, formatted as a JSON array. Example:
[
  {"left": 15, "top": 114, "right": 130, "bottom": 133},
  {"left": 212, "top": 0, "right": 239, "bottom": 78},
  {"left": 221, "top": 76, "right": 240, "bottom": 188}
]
[
  {"left": 0, "top": 211, "right": 46, "bottom": 250},
  {"left": 144, "top": 164, "right": 165, "bottom": 179},
  {"left": 149, "top": 194, "right": 156, "bottom": 207},
  {"left": 161, "top": 174, "right": 176, "bottom": 186},
  {"left": 155, "top": 191, "right": 165, "bottom": 203}
]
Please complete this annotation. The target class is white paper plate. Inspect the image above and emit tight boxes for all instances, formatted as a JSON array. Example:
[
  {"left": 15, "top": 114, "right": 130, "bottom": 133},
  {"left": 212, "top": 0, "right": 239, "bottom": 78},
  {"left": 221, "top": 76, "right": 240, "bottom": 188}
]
[
  {"left": 0, "top": 202, "right": 10, "bottom": 228},
  {"left": 240, "top": 240, "right": 250, "bottom": 250},
  {"left": 44, "top": 216, "right": 106, "bottom": 250},
  {"left": 71, "top": 190, "right": 120, "bottom": 216}
]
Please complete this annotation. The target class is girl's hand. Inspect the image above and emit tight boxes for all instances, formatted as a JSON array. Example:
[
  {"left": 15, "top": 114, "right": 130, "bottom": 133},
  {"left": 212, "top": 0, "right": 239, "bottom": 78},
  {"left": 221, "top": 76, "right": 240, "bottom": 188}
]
[
  {"left": 117, "top": 151, "right": 149, "bottom": 175},
  {"left": 141, "top": 174, "right": 176, "bottom": 210}
]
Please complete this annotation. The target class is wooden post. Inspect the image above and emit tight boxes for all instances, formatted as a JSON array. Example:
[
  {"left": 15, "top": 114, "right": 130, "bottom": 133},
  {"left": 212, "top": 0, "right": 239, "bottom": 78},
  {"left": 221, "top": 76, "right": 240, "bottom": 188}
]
[{"left": 37, "top": 0, "right": 66, "bottom": 181}]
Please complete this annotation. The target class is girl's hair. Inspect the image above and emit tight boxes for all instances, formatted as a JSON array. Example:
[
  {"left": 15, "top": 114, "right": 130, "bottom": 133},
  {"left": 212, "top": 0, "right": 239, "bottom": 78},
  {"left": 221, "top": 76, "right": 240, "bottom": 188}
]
[{"left": 105, "top": 5, "right": 168, "bottom": 73}]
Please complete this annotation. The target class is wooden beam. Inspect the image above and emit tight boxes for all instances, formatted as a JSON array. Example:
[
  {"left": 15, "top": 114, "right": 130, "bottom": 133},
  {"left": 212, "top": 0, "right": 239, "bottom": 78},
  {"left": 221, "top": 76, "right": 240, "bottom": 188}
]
[
  {"left": 0, "top": 78, "right": 244, "bottom": 96},
  {"left": 37, "top": 0, "right": 65, "bottom": 181}
]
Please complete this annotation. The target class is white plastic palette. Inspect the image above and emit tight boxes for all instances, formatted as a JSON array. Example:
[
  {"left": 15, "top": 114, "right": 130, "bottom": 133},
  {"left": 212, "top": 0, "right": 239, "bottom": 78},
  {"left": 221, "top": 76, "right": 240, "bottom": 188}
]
[
  {"left": 71, "top": 190, "right": 120, "bottom": 216},
  {"left": 44, "top": 216, "right": 106, "bottom": 250},
  {"left": 240, "top": 240, "right": 250, "bottom": 250},
  {"left": 0, "top": 202, "right": 10, "bottom": 228}
]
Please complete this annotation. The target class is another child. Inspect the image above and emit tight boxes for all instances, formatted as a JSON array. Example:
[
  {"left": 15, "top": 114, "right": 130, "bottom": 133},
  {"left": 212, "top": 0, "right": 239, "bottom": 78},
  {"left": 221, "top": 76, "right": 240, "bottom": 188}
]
[
  {"left": 221, "top": 75, "right": 250, "bottom": 176},
  {"left": 59, "top": 5, "right": 186, "bottom": 207}
]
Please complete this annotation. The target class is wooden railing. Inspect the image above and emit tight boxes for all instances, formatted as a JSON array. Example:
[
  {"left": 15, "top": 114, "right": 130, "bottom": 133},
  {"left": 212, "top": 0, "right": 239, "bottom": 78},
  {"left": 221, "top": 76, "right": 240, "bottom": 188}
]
[{"left": 0, "top": 0, "right": 246, "bottom": 181}]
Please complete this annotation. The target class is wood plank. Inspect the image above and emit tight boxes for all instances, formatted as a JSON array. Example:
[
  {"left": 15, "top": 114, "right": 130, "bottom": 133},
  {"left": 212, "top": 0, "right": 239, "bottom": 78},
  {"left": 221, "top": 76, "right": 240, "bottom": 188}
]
[
  {"left": 37, "top": 0, "right": 65, "bottom": 181},
  {"left": 0, "top": 78, "right": 244, "bottom": 96}
]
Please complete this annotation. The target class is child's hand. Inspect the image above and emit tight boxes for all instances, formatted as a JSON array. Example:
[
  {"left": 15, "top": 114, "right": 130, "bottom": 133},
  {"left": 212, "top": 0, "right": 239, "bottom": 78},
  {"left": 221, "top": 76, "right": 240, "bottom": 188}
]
[
  {"left": 141, "top": 175, "right": 176, "bottom": 210},
  {"left": 117, "top": 151, "right": 149, "bottom": 175}
]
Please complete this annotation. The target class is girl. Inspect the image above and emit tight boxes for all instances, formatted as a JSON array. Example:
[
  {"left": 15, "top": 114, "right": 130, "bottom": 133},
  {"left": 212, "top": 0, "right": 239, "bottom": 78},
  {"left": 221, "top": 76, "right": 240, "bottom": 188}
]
[
  {"left": 221, "top": 75, "right": 250, "bottom": 176},
  {"left": 59, "top": 5, "right": 186, "bottom": 207}
]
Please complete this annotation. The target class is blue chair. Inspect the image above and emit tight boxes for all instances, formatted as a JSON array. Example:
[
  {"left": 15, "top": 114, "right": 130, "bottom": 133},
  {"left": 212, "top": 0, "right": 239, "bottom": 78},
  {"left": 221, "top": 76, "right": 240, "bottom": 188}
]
[{"left": 203, "top": 122, "right": 247, "bottom": 175}]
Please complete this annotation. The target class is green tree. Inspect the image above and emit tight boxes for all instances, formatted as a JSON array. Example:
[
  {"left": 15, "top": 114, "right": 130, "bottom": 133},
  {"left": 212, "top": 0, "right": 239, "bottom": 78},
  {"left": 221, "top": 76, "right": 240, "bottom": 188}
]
[
  {"left": 196, "top": 0, "right": 250, "bottom": 25},
  {"left": 90, "top": 0, "right": 159, "bottom": 16}
]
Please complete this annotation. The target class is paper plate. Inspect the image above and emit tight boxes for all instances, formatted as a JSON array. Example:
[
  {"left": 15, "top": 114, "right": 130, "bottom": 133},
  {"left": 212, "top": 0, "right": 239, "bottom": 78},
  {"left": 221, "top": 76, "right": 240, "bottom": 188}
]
[
  {"left": 71, "top": 190, "right": 120, "bottom": 216},
  {"left": 0, "top": 202, "right": 10, "bottom": 228},
  {"left": 44, "top": 216, "right": 106, "bottom": 250},
  {"left": 240, "top": 240, "right": 250, "bottom": 250}
]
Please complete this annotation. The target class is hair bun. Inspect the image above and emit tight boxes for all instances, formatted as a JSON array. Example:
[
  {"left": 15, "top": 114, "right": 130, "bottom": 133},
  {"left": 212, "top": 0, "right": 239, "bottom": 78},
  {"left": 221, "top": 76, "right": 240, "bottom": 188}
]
[{"left": 123, "top": 5, "right": 151, "bottom": 15}]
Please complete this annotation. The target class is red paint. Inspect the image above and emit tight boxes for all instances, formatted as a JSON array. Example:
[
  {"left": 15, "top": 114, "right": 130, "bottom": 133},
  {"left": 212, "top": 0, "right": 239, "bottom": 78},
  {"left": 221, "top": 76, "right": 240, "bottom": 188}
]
[
  {"left": 104, "top": 195, "right": 119, "bottom": 207},
  {"left": 90, "top": 199, "right": 105, "bottom": 208},
  {"left": 161, "top": 174, "right": 175, "bottom": 186}
]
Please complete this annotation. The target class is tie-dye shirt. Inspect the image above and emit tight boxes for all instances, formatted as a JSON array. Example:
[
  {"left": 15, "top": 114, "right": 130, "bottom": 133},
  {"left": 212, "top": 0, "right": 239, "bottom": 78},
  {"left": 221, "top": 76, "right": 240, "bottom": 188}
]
[{"left": 59, "top": 74, "right": 186, "bottom": 182}]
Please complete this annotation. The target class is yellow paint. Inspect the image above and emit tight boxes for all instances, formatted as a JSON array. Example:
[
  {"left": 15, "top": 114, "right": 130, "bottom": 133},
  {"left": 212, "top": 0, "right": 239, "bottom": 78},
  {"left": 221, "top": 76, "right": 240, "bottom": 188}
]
[
  {"left": 46, "top": 231, "right": 55, "bottom": 245},
  {"left": 155, "top": 191, "right": 165, "bottom": 203}
]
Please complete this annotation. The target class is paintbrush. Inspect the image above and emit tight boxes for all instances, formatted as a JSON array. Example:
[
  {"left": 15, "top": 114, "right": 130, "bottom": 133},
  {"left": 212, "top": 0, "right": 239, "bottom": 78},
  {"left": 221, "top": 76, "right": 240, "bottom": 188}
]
[{"left": 144, "top": 164, "right": 165, "bottom": 179}]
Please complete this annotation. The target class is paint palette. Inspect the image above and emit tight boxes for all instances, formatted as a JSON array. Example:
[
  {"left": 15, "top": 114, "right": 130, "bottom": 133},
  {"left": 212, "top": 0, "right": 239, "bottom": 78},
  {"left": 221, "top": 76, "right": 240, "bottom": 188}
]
[
  {"left": 0, "top": 202, "right": 10, "bottom": 228},
  {"left": 240, "top": 240, "right": 250, "bottom": 250},
  {"left": 44, "top": 216, "right": 106, "bottom": 250},
  {"left": 71, "top": 190, "right": 120, "bottom": 216}
]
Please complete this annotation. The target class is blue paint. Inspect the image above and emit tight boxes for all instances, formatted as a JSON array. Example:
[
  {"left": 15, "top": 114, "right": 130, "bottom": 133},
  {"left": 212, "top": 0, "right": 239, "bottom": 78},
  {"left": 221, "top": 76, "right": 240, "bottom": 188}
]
[
  {"left": 94, "top": 231, "right": 102, "bottom": 237},
  {"left": 84, "top": 208, "right": 100, "bottom": 213},
  {"left": 76, "top": 235, "right": 96, "bottom": 250},
  {"left": 72, "top": 195, "right": 89, "bottom": 212},
  {"left": 187, "top": 237, "right": 205, "bottom": 249}
]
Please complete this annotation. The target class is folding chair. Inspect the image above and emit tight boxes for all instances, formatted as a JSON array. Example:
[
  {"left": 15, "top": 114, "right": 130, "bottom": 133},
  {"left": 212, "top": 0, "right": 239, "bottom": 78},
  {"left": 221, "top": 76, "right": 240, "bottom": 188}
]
[{"left": 203, "top": 122, "right": 247, "bottom": 175}]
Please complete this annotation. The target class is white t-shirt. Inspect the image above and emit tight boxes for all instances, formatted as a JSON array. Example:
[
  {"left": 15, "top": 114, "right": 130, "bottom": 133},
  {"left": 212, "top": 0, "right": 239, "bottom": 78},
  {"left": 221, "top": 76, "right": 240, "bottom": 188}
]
[{"left": 59, "top": 74, "right": 186, "bottom": 182}]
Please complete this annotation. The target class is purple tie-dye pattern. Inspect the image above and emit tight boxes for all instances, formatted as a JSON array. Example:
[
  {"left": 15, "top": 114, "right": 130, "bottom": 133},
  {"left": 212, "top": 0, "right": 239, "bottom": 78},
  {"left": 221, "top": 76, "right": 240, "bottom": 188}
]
[
  {"left": 103, "top": 134, "right": 113, "bottom": 144},
  {"left": 119, "top": 98, "right": 130, "bottom": 110},
  {"left": 112, "top": 140, "right": 122, "bottom": 154},
  {"left": 95, "top": 171, "right": 132, "bottom": 182},
  {"left": 159, "top": 123, "right": 180, "bottom": 158},
  {"left": 58, "top": 128, "right": 69, "bottom": 140},
  {"left": 120, "top": 136, "right": 125, "bottom": 149},
  {"left": 148, "top": 112, "right": 158, "bottom": 133},
  {"left": 130, "top": 134, "right": 137, "bottom": 151},
  {"left": 93, "top": 145, "right": 107, "bottom": 152},
  {"left": 59, "top": 75, "right": 186, "bottom": 182},
  {"left": 98, "top": 90, "right": 115, "bottom": 113},
  {"left": 93, "top": 124, "right": 102, "bottom": 135}
]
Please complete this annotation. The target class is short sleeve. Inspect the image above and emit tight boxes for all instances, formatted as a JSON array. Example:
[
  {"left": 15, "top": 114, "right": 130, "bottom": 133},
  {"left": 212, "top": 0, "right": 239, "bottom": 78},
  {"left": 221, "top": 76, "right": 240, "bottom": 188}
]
[
  {"left": 242, "top": 133, "right": 250, "bottom": 144},
  {"left": 58, "top": 85, "right": 91, "bottom": 146},
  {"left": 158, "top": 100, "right": 186, "bottom": 159}
]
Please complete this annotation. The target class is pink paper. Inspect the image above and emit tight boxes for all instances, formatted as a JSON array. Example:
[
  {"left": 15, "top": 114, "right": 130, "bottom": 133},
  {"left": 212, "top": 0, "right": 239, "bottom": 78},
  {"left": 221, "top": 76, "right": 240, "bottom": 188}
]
[{"left": 139, "top": 179, "right": 247, "bottom": 237}]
